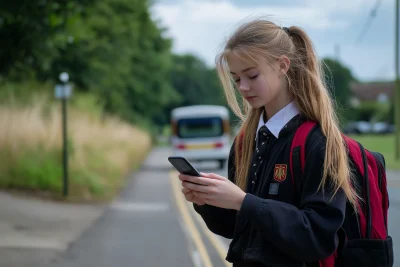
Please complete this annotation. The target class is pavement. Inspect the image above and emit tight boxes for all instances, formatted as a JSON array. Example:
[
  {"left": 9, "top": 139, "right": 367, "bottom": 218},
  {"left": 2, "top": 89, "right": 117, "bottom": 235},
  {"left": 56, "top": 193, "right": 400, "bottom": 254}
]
[
  {"left": 0, "top": 191, "right": 104, "bottom": 267},
  {"left": 0, "top": 148, "right": 398, "bottom": 267}
]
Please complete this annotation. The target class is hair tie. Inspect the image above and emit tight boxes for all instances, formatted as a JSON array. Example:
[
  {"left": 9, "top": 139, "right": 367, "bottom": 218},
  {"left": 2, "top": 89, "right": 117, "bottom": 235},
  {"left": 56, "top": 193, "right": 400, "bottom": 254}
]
[{"left": 282, "top": 27, "right": 291, "bottom": 36}]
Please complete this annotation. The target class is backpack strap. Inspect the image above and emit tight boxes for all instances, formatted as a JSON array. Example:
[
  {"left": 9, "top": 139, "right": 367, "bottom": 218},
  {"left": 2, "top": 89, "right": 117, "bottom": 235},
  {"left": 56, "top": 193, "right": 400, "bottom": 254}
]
[
  {"left": 289, "top": 121, "right": 318, "bottom": 201},
  {"left": 289, "top": 121, "right": 338, "bottom": 267},
  {"left": 341, "top": 136, "right": 370, "bottom": 239}
]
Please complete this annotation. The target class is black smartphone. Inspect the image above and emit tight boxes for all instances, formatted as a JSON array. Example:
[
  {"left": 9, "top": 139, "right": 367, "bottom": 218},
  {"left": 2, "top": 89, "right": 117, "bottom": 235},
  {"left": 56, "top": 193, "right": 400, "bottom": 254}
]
[{"left": 168, "top": 156, "right": 201, "bottom": 177}]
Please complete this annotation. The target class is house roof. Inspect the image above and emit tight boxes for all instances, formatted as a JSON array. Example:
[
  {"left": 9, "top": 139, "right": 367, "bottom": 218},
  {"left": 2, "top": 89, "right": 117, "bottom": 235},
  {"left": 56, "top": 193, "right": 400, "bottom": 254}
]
[{"left": 350, "top": 81, "right": 395, "bottom": 101}]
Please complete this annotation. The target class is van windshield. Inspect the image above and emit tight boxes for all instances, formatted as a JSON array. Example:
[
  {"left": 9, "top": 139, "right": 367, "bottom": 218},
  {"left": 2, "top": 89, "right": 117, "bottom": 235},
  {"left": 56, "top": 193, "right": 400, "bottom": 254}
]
[{"left": 177, "top": 117, "right": 223, "bottom": 138}]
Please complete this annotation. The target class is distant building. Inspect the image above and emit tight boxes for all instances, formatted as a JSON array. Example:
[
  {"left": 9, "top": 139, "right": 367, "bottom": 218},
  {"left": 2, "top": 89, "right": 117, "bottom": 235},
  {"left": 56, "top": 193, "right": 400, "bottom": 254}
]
[{"left": 350, "top": 81, "right": 395, "bottom": 106}]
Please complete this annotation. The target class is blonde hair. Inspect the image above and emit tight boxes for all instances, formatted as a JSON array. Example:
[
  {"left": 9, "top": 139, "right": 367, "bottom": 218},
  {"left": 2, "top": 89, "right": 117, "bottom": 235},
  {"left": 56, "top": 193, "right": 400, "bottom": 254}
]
[{"left": 215, "top": 18, "right": 359, "bottom": 207}]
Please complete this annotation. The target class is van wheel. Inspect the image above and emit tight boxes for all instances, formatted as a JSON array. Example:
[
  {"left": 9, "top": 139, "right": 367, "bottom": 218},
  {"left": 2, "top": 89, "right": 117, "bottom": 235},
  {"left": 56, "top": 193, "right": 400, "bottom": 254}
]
[{"left": 218, "top": 160, "right": 226, "bottom": 169}]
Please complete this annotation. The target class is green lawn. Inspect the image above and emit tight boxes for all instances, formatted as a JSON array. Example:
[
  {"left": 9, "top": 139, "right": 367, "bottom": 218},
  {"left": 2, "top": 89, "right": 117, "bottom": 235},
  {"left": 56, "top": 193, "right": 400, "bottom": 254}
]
[{"left": 350, "top": 134, "right": 399, "bottom": 170}]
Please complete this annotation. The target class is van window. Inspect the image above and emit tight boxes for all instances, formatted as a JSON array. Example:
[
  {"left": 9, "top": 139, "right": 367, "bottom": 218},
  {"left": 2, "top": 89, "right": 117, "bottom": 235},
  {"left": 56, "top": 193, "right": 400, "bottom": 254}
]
[{"left": 177, "top": 117, "right": 223, "bottom": 139}]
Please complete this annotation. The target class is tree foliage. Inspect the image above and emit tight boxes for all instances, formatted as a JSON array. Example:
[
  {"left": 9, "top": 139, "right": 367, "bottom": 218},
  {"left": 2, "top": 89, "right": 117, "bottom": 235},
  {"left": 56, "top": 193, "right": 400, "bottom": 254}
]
[
  {"left": 0, "top": 1, "right": 229, "bottom": 129},
  {"left": 322, "top": 58, "right": 356, "bottom": 108}
]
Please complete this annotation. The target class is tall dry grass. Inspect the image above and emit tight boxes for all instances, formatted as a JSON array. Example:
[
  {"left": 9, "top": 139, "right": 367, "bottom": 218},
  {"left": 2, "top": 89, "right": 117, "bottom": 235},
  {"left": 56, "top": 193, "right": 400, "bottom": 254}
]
[{"left": 0, "top": 95, "right": 152, "bottom": 201}]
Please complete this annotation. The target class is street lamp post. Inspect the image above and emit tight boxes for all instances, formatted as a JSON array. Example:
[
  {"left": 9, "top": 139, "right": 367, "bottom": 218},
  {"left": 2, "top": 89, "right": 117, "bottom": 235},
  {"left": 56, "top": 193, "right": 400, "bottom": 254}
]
[{"left": 55, "top": 72, "right": 72, "bottom": 197}]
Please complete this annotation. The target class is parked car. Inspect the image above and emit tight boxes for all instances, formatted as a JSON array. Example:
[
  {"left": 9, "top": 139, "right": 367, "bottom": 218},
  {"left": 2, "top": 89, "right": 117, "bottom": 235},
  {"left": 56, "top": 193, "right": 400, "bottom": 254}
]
[
  {"left": 371, "top": 122, "right": 395, "bottom": 134},
  {"left": 343, "top": 121, "right": 395, "bottom": 135},
  {"left": 343, "top": 121, "right": 371, "bottom": 134}
]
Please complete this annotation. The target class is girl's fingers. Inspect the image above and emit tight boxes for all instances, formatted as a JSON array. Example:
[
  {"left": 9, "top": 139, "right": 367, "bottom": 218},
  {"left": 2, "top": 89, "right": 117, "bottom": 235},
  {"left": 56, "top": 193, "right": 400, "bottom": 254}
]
[
  {"left": 200, "top": 172, "right": 226, "bottom": 180},
  {"left": 179, "top": 173, "right": 213, "bottom": 186},
  {"left": 192, "top": 191, "right": 210, "bottom": 200},
  {"left": 182, "top": 187, "right": 191, "bottom": 194},
  {"left": 182, "top": 181, "right": 210, "bottom": 193}
]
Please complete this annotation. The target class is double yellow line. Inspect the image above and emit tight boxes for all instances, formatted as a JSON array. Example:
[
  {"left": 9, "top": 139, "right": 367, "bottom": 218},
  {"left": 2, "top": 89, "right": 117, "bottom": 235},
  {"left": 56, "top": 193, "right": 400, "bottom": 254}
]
[{"left": 169, "top": 171, "right": 232, "bottom": 267}]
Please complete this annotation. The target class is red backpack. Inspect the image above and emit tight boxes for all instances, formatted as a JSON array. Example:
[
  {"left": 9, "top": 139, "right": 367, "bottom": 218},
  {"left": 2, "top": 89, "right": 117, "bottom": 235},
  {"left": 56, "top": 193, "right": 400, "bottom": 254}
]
[{"left": 290, "top": 121, "right": 393, "bottom": 267}]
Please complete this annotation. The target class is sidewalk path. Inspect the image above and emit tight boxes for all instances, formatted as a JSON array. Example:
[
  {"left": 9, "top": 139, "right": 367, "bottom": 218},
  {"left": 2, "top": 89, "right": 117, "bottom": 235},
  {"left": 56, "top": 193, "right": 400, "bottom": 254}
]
[{"left": 0, "top": 191, "right": 104, "bottom": 267}]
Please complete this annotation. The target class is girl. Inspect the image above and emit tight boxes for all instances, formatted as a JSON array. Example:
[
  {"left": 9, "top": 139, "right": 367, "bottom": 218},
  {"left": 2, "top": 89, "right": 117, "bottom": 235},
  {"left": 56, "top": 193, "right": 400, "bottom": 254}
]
[{"left": 178, "top": 18, "right": 359, "bottom": 267}]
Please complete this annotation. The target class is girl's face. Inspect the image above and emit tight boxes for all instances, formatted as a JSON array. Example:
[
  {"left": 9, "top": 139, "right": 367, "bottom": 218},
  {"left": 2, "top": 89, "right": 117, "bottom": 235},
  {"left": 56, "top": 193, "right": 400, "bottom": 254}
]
[{"left": 227, "top": 53, "right": 291, "bottom": 118}]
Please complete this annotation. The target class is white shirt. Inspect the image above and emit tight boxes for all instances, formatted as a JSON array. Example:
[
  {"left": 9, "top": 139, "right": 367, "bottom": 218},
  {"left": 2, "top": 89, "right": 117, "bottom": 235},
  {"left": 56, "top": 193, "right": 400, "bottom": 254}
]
[{"left": 256, "top": 102, "right": 300, "bottom": 139}]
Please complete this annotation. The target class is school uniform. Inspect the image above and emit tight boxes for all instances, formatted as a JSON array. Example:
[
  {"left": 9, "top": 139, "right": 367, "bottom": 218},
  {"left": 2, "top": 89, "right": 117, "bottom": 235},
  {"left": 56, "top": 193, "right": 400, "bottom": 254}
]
[{"left": 193, "top": 102, "right": 346, "bottom": 267}]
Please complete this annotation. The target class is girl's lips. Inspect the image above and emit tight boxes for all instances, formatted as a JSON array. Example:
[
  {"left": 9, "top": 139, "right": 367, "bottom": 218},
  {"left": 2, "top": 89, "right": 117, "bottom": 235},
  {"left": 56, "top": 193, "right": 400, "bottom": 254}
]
[{"left": 245, "top": 96, "right": 256, "bottom": 100}]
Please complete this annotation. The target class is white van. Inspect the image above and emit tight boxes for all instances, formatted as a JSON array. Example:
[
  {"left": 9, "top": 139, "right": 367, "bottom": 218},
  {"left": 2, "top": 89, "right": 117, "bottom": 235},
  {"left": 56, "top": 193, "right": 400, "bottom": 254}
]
[{"left": 170, "top": 105, "right": 231, "bottom": 169}]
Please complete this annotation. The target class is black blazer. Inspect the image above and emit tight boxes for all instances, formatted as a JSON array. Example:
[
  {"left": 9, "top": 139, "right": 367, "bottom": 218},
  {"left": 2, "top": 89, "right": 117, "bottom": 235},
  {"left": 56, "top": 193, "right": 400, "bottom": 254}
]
[{"left": 193, "top": 115, "right": 346, "bottom": 267}]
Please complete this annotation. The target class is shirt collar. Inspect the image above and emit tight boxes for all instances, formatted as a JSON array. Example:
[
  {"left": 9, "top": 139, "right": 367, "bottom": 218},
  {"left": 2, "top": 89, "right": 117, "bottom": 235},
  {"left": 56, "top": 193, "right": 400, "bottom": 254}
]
[{"left": 256, "top": 102, "right": 300, "bottom": 138}]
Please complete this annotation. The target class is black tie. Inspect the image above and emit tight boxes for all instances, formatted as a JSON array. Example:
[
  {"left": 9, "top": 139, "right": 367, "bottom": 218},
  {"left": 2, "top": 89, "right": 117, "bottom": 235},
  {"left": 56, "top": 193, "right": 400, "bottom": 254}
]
[{"left": 248, "top": 126, "right": 270, "bottom": 191}]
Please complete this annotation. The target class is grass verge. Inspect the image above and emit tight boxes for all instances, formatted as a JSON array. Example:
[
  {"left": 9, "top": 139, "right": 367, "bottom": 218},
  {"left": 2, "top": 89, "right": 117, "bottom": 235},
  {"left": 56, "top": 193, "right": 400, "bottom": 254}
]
[
  {"left": 350, "top": 134, "right": 399, "bottom": 170},
  {"left": 0, "top": 93, "right": 152, "bottom": 202}
]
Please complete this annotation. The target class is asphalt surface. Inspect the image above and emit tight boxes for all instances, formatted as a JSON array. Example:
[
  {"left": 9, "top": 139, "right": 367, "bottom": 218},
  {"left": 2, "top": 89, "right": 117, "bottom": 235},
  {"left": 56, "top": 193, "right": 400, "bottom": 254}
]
[
  {"left": 43, "top": 147, "right": 399, "bottom": 267},
  {"left": 0, "top": 190, "right": 103, "bottom": 267},
  {"left": 47, "top": 148, "right": 203, "bottom": 267}
]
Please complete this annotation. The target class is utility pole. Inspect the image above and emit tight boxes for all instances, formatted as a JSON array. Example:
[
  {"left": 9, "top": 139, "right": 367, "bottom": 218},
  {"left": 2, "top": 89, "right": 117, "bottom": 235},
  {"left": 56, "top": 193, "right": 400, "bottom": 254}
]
[
  {"left": 395, "top": 0, "right": 400, "bottom": 160},
  {"left": 335, "top": 44, "right": 340, "bottom": 61}
]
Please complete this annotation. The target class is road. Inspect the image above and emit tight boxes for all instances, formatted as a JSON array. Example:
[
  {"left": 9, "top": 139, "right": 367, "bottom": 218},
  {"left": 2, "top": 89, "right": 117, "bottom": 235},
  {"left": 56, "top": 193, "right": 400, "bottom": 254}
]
[
  {"left": 46, "top": 147, "right": 231, "bottom": 267},
  {"left": 46, "top": 147, "right": 399, "bottom": 267}
]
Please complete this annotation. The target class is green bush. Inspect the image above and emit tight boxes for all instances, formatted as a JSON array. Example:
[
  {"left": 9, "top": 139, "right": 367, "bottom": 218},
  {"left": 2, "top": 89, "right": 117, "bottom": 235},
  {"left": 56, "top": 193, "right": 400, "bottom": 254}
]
[
  {"left": 348, "top": 102, "right": 392, "bottom": 122},
  {"left": 0, "top": 148, "right": 63, "bottom": 191},
  {"left": 70, "top": 92, "right": 104, "bottom": 121}
]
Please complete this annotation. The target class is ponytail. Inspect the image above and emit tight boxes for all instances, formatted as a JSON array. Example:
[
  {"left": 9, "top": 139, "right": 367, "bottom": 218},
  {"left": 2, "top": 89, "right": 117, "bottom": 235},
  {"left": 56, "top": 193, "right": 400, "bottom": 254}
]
[{"left": 287, "top": 26, "right": 359, "bottom": 207}]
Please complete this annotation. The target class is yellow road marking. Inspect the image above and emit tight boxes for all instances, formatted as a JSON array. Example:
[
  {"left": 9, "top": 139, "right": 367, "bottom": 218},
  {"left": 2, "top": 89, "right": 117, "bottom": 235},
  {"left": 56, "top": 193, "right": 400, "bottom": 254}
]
[
  {"left": 169, "top": 171, "right": 213, "bottom": 267},
  {"left": 187, "top": 201, "right": 232, "bottom": 267}
]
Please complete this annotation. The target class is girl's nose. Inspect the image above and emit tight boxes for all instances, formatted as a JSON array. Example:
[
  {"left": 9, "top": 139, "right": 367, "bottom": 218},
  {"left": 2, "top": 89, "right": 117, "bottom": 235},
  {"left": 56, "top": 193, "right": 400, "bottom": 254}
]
[{"left": 239, "top": 80, "right": 250, "bottom": 91}]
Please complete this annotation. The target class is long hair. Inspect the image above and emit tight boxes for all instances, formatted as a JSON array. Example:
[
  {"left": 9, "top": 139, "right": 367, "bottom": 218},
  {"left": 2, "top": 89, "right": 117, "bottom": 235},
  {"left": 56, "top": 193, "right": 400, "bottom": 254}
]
[{"left": 215, "top": 18, "right": 359, "bottom": 207}]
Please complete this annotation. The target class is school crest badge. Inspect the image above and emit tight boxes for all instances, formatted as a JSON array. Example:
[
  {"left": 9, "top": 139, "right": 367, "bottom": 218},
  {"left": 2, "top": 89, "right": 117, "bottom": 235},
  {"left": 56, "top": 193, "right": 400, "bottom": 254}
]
[{"left": 274, "top": 164, "right": 287, "bottom": 182}]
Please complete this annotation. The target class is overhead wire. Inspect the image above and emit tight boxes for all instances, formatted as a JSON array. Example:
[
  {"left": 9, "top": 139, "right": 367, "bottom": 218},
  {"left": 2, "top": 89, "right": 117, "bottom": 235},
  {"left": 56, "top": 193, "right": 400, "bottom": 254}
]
[{"left": 356, "top": 0, "right": 383, "bottom": 43}]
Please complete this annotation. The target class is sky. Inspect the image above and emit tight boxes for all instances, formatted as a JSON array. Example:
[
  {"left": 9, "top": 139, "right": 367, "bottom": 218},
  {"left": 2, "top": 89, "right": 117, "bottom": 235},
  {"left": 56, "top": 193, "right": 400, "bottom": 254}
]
[{"left": 151, "top": 0, "right": 396, "bottom": 82}]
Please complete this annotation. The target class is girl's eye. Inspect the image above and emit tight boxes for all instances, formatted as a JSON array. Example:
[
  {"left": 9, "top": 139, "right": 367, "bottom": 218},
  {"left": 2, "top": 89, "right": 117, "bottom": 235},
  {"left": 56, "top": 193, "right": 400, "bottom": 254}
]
[
  {"left": 249, "top": 74, "right": 258, "bottom": 79},
  {"left": 235, "top": 79, "right": 240, "bottom": 83}
]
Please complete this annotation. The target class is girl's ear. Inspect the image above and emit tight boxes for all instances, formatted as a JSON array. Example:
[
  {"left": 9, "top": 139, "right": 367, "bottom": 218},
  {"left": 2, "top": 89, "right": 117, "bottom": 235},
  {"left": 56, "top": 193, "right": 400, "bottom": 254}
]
[{"left": 278, "top": 55, "right": 290, "bottom": 76}]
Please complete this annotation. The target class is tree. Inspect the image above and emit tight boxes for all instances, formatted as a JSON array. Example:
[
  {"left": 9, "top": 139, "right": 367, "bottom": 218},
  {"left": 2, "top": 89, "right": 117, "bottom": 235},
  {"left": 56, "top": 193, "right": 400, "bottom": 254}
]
[
  {"left": 169, "top": 54, "right": 226, "bottom": 106},
  {"left": 49, "top": 0, "right": 179, "bottom": 124},
  {"left": 155, "top": 54, "right": 228, "bottom": 126},
  {"left": 321, "top": 58, "right": 356, "bottom": 108},
  {"left": 0, "top": 1, "right": 93, "bottom": 79},
  {"left": 0, "top": 0, "right": 232, "bottom": 131}
]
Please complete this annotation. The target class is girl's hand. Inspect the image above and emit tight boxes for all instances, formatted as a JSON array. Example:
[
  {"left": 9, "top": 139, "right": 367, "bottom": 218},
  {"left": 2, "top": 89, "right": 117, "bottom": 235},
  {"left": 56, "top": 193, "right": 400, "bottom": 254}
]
[
  {"left": 181, "top": 187, "right": 206, "bottom": 206},
  {"left": 178, "top": 172, "right": 246, "bottom": 210}
]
